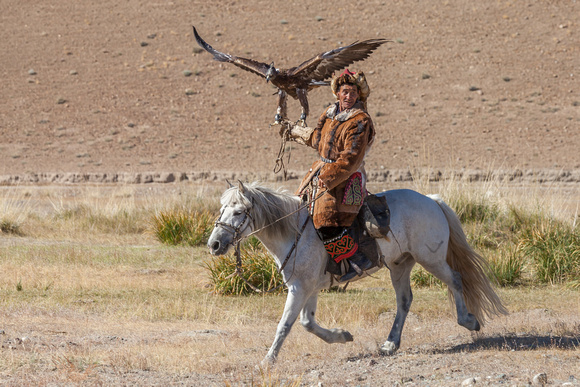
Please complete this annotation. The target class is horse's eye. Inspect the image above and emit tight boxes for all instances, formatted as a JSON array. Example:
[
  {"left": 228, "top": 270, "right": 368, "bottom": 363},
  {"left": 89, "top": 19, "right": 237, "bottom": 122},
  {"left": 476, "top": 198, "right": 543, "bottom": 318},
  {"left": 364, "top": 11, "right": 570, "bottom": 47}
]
[{"left": 233, "top": 211, "right": 242, "bottom": 216}]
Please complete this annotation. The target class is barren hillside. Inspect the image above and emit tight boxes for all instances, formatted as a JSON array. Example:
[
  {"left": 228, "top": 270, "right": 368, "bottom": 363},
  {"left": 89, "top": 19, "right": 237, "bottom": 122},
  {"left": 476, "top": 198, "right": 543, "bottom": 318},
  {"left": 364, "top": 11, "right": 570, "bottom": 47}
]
[{"left": 1, "top": 0, "right": 578, "bottom": 184}]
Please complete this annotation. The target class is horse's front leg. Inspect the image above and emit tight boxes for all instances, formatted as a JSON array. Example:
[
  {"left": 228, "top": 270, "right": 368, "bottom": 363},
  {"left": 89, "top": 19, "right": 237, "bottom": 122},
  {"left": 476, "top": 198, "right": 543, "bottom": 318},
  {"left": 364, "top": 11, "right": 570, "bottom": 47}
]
[
  {"left": 300, "top": 292, "right": 353, "bottom": 344},
  {"left": 263, "top": 283, "right": 310, "bottom": 365},
  {"left": 380, "top": 255, "right": 415, "bottom": 356}
]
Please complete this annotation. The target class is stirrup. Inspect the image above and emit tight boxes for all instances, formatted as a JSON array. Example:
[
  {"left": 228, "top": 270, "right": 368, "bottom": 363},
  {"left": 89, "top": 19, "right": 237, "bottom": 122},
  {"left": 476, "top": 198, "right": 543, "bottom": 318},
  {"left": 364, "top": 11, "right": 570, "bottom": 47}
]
[{"left": 339, "top": 253, "right": 373, "bottom": 282}]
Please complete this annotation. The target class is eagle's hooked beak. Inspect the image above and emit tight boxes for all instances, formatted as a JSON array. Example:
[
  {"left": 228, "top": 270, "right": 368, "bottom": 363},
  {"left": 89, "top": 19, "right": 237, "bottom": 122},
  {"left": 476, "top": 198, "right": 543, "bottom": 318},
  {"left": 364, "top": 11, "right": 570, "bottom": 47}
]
[{"left": 266, "top": 62, "right": 275, "bottom": 83}]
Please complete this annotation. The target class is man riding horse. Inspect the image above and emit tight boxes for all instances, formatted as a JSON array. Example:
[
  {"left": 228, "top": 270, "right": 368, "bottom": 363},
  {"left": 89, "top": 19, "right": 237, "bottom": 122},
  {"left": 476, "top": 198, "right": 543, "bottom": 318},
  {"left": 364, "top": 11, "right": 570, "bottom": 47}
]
[{"left": 280, "top": 69, "right": 378, "bottom": 282}]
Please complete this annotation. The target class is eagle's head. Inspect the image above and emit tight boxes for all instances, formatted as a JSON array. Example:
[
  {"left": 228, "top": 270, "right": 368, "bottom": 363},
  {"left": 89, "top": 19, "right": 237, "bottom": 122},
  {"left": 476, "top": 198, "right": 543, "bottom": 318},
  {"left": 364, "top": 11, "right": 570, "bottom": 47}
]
[{"left": 265, "top": 62, "right": 277, "bottom": 82}]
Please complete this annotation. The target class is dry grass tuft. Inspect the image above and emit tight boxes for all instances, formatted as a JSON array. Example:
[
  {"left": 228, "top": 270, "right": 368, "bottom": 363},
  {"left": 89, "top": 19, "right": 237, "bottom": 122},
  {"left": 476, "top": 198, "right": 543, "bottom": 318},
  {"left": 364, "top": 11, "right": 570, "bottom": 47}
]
[
  {"left": 204, "top": 238, "right": 285, "bottom": 295},
  {"left": 0, "top": 188, "right": 33, "bottom": 235}
]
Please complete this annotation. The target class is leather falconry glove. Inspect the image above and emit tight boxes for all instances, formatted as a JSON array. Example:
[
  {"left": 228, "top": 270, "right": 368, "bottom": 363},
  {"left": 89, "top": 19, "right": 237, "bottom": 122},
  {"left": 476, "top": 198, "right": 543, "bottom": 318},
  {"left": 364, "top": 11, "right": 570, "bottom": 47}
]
[{"left": 278, "top": 120, "right": 315, "bottom": 146}]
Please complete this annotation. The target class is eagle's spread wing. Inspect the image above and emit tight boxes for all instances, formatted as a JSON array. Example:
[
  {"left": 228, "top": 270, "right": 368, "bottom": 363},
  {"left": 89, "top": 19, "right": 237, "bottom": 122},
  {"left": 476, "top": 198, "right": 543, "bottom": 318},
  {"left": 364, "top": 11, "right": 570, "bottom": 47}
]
[
  {"left": 193, "top": 27, "right": 270, "bottom": 79},
  {"left": 289, "top": 39, "right": 390, "bottom": 81}
]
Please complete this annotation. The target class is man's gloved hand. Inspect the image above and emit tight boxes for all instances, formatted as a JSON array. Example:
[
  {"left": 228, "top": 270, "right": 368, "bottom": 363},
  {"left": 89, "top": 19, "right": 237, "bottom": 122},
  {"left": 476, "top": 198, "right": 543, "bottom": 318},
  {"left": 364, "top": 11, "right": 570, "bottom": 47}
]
[{"left": 278, "top": 120, "right": 314, "bottom": 145}]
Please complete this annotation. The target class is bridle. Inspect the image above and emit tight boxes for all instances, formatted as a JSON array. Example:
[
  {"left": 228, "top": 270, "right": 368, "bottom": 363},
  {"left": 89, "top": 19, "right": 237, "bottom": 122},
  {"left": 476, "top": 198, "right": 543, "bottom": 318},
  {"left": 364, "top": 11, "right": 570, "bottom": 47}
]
[
  {"left": 214, "top": 206, "right": 254, "bottom": 248},
  {"left": 212, "top": 188, "right": 325, "bottom": 293},
  {"left": 213, "top": 195, "right": 310, "bottom": 293}
]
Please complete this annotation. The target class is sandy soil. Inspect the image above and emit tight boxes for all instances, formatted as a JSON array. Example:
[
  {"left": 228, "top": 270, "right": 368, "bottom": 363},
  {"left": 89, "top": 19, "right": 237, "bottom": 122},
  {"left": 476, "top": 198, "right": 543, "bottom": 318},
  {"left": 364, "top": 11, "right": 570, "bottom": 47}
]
[
  {"left": 1, "top": 0, "right": 579, "bottom": 185},
  {"left": 0, "top": 291, "right": 579, "bottom": 386}
]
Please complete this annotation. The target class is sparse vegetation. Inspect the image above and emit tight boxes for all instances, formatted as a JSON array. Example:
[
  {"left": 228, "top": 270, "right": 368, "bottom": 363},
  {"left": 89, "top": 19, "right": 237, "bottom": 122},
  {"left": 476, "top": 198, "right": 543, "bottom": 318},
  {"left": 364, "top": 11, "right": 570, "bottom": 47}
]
[
  {"left": 0, "top": 182, "right": 578, "bottom": 385},
  {"left": 408, "top": 172, "right": 579, "bottom": 289}
]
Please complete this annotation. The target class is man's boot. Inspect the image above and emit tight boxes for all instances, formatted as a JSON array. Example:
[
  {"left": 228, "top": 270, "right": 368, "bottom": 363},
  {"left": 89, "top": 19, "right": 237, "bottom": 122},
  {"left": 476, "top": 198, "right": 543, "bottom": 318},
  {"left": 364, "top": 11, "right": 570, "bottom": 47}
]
[
  {"left": 340, "top": 220, "right": 379, "bottom": 282},
  {"left": 317, "top": 226, "right": 374, "bottom": 281},
  {"left": 339, "top": 249, "right": 373, "bottom": 282}
]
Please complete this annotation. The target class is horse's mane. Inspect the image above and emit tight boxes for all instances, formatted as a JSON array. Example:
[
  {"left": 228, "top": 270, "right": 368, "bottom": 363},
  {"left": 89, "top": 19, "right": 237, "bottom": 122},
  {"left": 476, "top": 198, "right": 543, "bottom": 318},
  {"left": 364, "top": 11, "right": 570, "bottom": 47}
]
[{"left": 221, "top": 182, "right": 301, "bottom": 238}]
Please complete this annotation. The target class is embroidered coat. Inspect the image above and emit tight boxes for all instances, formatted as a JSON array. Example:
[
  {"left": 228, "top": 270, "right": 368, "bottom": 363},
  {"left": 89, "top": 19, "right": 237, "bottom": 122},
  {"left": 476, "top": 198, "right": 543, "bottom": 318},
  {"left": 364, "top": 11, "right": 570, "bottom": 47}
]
[{"left": 298, "top": 101, "right": 375, "bottom": 229}]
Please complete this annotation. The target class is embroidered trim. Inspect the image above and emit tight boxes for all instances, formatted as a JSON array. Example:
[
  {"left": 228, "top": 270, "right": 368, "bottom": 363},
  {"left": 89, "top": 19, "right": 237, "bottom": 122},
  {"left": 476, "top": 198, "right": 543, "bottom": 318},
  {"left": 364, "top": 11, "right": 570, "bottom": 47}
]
[
  {"left": 323, "top": 232, "right": 358, "bottom": 263},
  {"left": 342, "top": 172, "right": 365, "bottom": 206}
]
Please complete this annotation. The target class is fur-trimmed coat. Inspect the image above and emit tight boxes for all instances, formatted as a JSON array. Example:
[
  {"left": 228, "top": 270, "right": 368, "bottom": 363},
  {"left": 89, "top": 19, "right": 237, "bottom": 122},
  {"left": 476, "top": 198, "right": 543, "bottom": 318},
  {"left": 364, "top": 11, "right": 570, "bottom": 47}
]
[{"left": 298, "top": 101, "right": 375, "bottom": 229}]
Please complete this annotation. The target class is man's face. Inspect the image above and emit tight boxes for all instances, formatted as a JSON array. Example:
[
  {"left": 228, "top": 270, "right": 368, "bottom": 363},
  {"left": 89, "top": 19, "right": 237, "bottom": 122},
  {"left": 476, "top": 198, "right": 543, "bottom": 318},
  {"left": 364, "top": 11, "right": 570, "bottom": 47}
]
[{"left": 338, "top": 84, "right": 359, "bottom": 111}]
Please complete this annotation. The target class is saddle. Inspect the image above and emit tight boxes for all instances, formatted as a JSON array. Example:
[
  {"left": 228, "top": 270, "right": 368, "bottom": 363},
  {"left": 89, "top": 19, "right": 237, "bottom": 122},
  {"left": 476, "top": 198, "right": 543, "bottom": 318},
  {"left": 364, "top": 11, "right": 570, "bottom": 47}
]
[
  {"left": 325, "top": 194, "right": 391, "bottom": 276},
  {"left": 359, "top": 194, "right": 390, "bottom": 240}
]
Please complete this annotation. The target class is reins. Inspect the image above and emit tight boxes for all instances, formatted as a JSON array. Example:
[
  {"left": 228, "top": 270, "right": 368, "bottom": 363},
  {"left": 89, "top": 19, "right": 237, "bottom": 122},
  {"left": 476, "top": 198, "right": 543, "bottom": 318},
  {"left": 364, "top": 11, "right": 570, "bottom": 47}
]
[
  {"left": 245, "top": 188, "right": 326, "bottom": 239},
  {"left": 272, "top": 121, "right": 292, "bottom": 181},
  {"left": 231, "top": 215, "right": 309, "bottom": 293}
]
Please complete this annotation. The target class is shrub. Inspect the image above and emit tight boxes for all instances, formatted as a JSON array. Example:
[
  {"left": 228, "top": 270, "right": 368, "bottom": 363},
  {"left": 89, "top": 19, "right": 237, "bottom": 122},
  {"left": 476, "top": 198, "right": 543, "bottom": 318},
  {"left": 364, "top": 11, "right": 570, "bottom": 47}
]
[
  {"left": 0, "top": 220, "right": 22, "bottom": 235},
  {"left": 452, "top": 195, "right": 499, "bottom": 225},
  {"left": 488, "top": 244, "right": 525, "bottom": 287},
  {"left": 204, "top": 239, "right": 285, "bottom": 295},
  {"left": 151, "top": 208, "right": 215, "bottom": 246},
  {"left": 411, "top": 267, "right": 443, "bottom": 288},
  {"left": 518, "top": 221, "right": 580, "bottom": 284},
  {"left": 0, "top": 190, "right": 32, "bottom": 236}
]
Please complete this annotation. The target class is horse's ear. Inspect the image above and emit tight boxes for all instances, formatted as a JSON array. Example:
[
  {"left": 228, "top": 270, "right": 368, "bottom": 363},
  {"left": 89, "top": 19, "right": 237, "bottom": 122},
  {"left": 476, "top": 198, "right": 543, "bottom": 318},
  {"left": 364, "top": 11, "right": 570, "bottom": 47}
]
[
  {"left": 225, "top": 179, "right": 233, "bottom": 188},
  {"left": 238, "top": 180, "right": 246, "bottom": 193}
]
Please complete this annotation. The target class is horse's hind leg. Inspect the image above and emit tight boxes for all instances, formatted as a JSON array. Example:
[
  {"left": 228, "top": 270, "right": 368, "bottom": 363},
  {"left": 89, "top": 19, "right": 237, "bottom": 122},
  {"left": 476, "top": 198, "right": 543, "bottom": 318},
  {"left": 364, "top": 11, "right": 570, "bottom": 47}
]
[
  {"left": 380, "top": 254, "right": 415, "bottom": 356},
  {"left": 423, "top": 261, "right": 480, "bottom": 331},
  {"left": 300, "top": 293, "right": 353, "bottom": 344}
]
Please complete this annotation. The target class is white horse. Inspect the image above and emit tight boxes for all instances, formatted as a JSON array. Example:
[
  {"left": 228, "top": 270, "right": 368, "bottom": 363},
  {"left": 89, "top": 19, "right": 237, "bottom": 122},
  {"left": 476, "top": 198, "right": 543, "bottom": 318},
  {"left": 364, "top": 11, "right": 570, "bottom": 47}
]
[{"left": 207, "top": 181, "right": 508, "bottom": 365}]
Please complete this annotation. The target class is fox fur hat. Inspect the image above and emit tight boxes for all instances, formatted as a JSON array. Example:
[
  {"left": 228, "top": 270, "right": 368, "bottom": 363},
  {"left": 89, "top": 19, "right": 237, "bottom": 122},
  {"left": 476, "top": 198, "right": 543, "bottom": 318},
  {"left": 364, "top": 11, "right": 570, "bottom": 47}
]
[{"left": 331, "top": 69, "right": 370, "bottom": 107}]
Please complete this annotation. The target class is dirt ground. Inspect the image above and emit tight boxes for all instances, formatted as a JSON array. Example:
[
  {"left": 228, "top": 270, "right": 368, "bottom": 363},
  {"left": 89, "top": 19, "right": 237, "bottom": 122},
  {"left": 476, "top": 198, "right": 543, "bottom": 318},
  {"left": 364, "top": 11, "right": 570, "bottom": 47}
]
[
  {"left": 1, "top": 0, "right": 579, "bottom": 184},
  {"left": 0, "top": 302, "right": 579, "bottom": 386}
]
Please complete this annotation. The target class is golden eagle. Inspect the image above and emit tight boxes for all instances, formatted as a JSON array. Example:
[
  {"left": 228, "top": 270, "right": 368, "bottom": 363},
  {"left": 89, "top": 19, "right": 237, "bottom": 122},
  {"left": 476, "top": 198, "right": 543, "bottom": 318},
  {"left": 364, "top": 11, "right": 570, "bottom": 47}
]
[{"left": 193, "top": 26, "right": 389, "bottom": 125}]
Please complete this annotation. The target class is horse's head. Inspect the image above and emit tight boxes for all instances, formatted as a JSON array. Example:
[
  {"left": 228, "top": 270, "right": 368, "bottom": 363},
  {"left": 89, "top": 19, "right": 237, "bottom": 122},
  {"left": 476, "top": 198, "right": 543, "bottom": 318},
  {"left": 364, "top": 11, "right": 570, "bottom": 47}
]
[{"left": 207, "top": 181, "right": 254, "bottom": 256}]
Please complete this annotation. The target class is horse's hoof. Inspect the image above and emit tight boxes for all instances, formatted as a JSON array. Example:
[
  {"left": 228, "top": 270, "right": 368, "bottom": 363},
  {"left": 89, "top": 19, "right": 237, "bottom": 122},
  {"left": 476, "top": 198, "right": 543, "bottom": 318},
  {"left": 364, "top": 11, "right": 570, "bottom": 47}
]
[
  {"left": 343, "top": 331, "right": 354, "bottom": 342},
  {"left": 379, "top": 341, "right": 398, "bottom": 356},
  {"left": 260, "top": 356, "right": 276, "bottom": 369},
  {"left": 460, "top": 313, "right": 481, "bottom": 331},
  {"left": 329, "top": 328, "right": 353, "bottom": 343}
]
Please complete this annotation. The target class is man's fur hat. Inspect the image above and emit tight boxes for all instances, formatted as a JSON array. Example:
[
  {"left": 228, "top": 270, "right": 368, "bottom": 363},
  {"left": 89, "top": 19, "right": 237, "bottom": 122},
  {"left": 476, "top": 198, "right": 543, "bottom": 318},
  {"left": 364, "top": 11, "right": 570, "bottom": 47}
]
[{"left": 331, "top": 69, "right": 370, "bottom": 109}]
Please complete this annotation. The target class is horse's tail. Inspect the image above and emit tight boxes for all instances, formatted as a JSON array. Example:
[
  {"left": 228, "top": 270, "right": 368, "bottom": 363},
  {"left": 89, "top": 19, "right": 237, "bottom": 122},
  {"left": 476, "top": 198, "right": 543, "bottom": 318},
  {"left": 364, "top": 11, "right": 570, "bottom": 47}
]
[{"left": 429, "top": 195, "right": 509, "bottom": 326}]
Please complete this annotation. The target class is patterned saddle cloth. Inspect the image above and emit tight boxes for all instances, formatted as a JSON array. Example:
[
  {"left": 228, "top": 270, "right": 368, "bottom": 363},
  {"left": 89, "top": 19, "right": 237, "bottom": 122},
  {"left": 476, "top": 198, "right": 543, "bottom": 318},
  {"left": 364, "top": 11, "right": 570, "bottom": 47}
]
[{"left": 324, "top": 194, "right": 391, "bottom": 277}]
